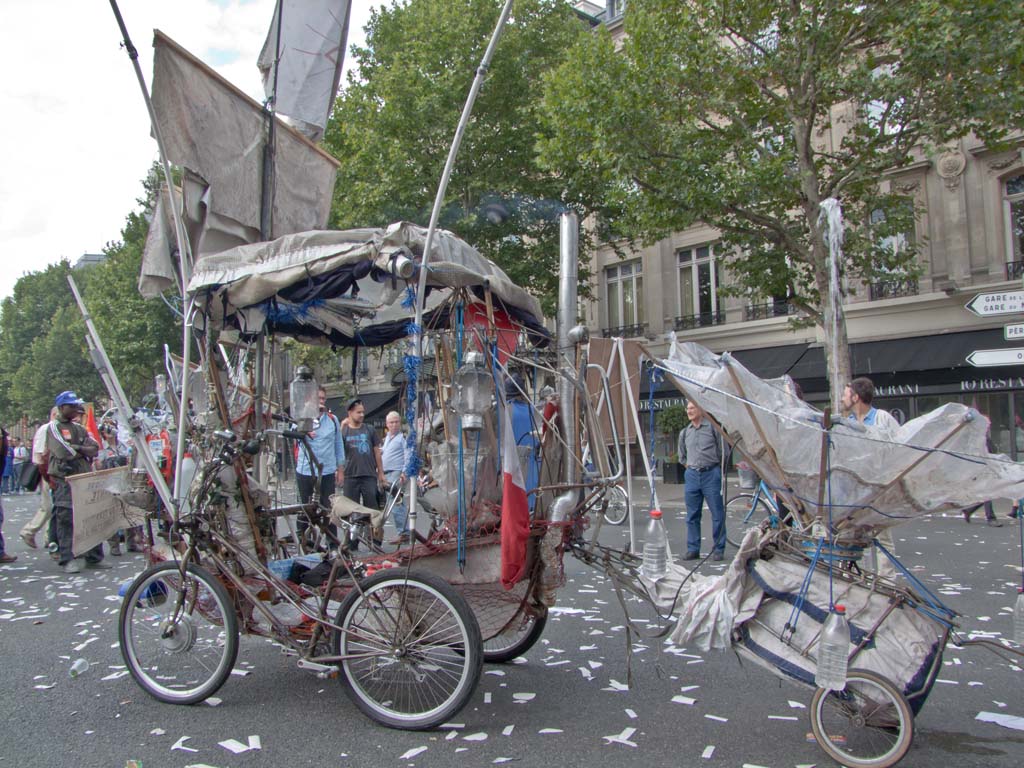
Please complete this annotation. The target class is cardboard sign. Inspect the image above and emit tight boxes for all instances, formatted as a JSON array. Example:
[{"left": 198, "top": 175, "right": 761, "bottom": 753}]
[{"left": 68, "top": 466, "right": 136, "bottom": 556}]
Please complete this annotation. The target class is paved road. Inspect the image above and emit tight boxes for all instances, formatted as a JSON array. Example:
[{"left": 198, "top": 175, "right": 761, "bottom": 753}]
[{"left": 0, "top": 490, "right": 1022, "bottom": 768}]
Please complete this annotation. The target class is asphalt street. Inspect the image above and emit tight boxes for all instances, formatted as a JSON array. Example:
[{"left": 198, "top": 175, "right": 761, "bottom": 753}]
[{"left": 0, "top": 487, "right": 1022, "bottom": 768}]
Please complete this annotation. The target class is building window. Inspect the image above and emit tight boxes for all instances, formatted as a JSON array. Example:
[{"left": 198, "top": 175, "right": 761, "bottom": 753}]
[
  {"left": 868, "top": 202, "right": 918, "bottom": 300},
  {"left": 676, "top": 244, "right": 725, "bottom": 330},
  {"left": 1005, "top": 173, "right": 1024, "bottom": 268},
  {"left": 604, "top": 260, "right": 645, "bottom": 336}
]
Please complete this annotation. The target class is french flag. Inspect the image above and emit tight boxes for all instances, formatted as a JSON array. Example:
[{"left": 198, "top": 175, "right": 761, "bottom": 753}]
[{"left": 500, "top": 392, "right": 530, "bottom": 589}]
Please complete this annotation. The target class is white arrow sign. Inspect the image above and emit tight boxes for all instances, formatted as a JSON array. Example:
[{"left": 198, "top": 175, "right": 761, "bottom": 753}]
[
  {"left": 1005, "top": 323, "right": 1024, "bottom": 341},
  {"left": 966, "top": 348, "right": 1024, "bottom": 367},
  {"left": 965, "top": 291, "right": 1024, "bottom": 317}
]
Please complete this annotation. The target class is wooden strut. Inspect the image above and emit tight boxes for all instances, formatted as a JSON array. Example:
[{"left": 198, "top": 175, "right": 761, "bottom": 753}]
[
  {"left": 207, "top": 338, "right": 267, "bottom": 561},
  {"left": 834, "top": 417, "right": 972, "bottom": 532}
]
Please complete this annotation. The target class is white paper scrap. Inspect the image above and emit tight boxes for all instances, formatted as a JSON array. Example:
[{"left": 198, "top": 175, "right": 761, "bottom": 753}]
[
  {"left": 34, "top": 684, "right": 56, "bottom": 690},
  {"left": 446, "top": 730, "right": 459, "bottom": 741},
  {"left": 602, "top": 727, "right": 638, "bottom": 747},
  {"left": 701, "top": 746, "right": 715, "bottom": 759},
  {"left": 150, "top": 729, "right": 166, "bottom": 736},
  {"left": 704, "top": 714, "right": 728, "bottom": 723},
  {"left": 512, "top": 692, "right": 535, "bottom": 703},
  {"left": 538, "top": 728, "right": 562, "bottom": 734},
  {"left": 768, "top": 715, "right": 798, "bottom": 721},
  {"left": 493, "top": 758, "right": 518, "bottom": 764},
  {"left": 205, "top": 697, "right": 222, "bottom": 707},
  {"left": 229, "top": 669, "right": 251, "bottom": 677},
  {"left": 603, "top": 679, "right": 629, "bottom": 691},
  {"left": 787, "top": 700, "right": 806, "bottom": 709},
  {"left": 100, "top": 670, "right": 129, "bottom": 681},
  {"left": 219, "top": 739, "right": 251, "bottom": 754},
  {"left": 399, "top": 746, "right": 428, "bottom": 759},
  {"left": 976, "top": 711, "right": 1024, "bottom": 731},
  {"left": 171, "top": 736, "right": 198, "bottom": 753},
  {"left": 463, "top": 732, "right": 488, "bottom": 741},
  {"left": 247, "top": 735, "right": 261, "bottom": 751},
  {"left": 672, "top": 695, "right": 696, "bottom": 706},
  {"left": 625, "top": 708, "right": 637, "bottom": 719}
]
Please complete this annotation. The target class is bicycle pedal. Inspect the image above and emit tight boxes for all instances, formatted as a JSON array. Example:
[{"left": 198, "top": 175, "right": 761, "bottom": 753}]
[{"left": 297, "top": 658, "right": 338, "bottom": 678}]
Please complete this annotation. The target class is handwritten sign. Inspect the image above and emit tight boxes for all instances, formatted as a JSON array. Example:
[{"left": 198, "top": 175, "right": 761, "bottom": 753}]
[{"left": 68, "top": 466, "right": 134, "bottom": 556}]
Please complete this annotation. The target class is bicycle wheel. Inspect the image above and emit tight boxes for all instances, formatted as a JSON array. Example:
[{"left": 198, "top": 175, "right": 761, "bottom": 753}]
[
  {"left": 809, "top": 668, "right": 914, "bottom": 768},
  {"left": 119, "top": 561, "right": 239, "bottom": 705},
  {"left": 603, "top": 485, "right": 629, "bottom": 526},
  {"left": 333, "top": 569, "right": 483, "bottom": 729},
  {"left": 483, "top": 607, "right": 548, "bottom": 663},
  {"left": 725, "top": 493, "right": 771, "bottom": 548}
]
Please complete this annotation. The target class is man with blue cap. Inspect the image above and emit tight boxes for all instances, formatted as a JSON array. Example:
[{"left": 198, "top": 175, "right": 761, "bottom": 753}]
[{"left": 46, "top": 391, "right": 107, "bottom": 573}]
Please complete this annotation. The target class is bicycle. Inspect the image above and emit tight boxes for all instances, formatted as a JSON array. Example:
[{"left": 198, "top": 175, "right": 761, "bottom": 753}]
[
  {"left": 119, "top": 428, "right": 483, "bottom": 729},
  {"left": 725, "top": 478, "right": 785, "bottom": 547}
]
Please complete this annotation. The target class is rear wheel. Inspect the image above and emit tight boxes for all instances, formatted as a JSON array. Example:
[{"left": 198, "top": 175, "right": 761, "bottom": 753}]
[
  {"left": 333, "top": 569, "right": 483, "bottom": 729},
  {"left": 602, "top": 486, "right": 629, "bottom": 526},
  {"left": 809, "top": 668, "right": 914, "bottom": 768},
  {"left": 119, "top": 562, "right": 239, "bottom": 705},
  {"left": 725, "top": 493, "right": 771, "bottom": 548},
  {"left": 483, "top": 607, "right": 548, "bottom": 663}
]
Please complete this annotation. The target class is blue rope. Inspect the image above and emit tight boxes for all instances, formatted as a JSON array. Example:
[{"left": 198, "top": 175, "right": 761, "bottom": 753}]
[{"left": 784, "top": 538, "right": 823, "bottom": 640}]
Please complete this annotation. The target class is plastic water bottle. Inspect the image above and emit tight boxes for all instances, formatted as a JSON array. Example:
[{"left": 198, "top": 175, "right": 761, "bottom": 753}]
[
  {"left": 69, "top": 658, "right": 89, "bottom": 678},
  {"left": 642, "top": 509, "right": 669, "bottom": 580},
  {"left": 816, "top": 605, "right": 850, "bottom": 691},
  {"left": 1014, "top": 588, "right": 1024, "bottom": 645}
]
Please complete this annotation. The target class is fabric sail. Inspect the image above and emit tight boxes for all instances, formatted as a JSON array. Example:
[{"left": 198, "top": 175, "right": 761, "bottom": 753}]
[{"left": 500, "top": 393, "right": 530, "bottom": 589}]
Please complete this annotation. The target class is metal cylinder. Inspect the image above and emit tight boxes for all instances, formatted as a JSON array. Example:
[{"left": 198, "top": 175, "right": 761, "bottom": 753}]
[{"left": 557, "top": 211, "right": 579, "bottom": 493}]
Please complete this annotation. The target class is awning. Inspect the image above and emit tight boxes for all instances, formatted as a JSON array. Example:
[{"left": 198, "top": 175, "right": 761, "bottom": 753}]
[
  {"left": 730, "top": 343, "right": 809, "bottom": 379},
  {"left": 326, "top": 388, "right": 400, "bottom": 426}
]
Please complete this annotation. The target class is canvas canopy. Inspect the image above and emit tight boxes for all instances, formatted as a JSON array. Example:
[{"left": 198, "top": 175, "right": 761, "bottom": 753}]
[
  {"left": 186, "top": 221, "right": 550, "bottom": 349},
  {"left": 661, "top": 337, "right": 1024, "bottom": 541}
]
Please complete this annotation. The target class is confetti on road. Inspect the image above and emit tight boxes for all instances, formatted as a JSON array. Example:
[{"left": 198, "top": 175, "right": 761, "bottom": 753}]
[
  {"left": 538, "top": 728, "right": 563, "bottom": 735},
  {"left": 512, "top": 692, "right": 535, "bottom": 703},
  {"left": 602, "top": 727, "right": 638, "bottom": 747},
  {"left": 171, "top": 736, "right": 198, "bottom": 753},
  {"left": 672, "top": 695, "right": 696, "bottom": 706},
  {"left": 700, "top": 746, "right": 715, "bottom": 759},
  {"left": 976, "top": 711, "right": 1024, "bottom": 731},
  {"left": 704, "top": 714, "right": 728, "bottom": 723},
  {"left": 502, "top": 725, "right": 515, "bottom": 736},
  {"left": 399, "top": 746, "right": 427, "bottom": 759},
  {"left": 463, "top": 732, "right": 488, "bottom": 741}
]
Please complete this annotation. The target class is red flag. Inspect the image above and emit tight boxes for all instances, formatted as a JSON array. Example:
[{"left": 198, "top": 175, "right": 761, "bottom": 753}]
[
  {"left": 84, "top": 404, "right": 102, "bottom": 447},
  {"left": 500, "top": 394, "right": 531, "bottom": 589}
]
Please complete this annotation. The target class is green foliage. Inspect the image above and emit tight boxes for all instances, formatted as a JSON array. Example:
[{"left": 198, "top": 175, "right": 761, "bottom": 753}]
[
  {"left": 322, "top": 0, "right": 591, "bottom": 313},
  {"left": 655, "top": 403, "right": 687, "bottom": 437},
  {"left": 538, "top": 0, "right": 1021, "bottom": 383}
]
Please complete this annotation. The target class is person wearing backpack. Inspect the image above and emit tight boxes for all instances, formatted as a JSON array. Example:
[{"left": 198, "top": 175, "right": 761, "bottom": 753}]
[{"left": 295, "top": 386, "right": 345, "bottom": 540}]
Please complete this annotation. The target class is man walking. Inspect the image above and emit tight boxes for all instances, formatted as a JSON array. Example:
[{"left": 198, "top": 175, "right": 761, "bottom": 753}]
[
  {"left": 381, "top": 411, "right": 412, "bottom": 544},
  {"left": 295, "top": 386, "right": 345, "bottom": 540},
  {"left": 678, "top": 400, "right": 727, "bottom": 561},
  {"left": 339, "top": 398, "right": 386, "bottom": 547},
  {"left": 46, "top": 391, "right": 108, "bottom": 574},
  {"left": 20, "top": 408, "right": 58, "bottom": 550},
  {"left": 12, "top": 438, "right": 28, "bottom": 494}
]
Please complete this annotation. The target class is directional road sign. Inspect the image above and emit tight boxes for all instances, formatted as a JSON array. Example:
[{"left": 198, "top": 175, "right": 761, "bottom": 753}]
[
  {"left": 1005, "top": 323, "right": 1024, "bottom": 341},
  {"left": 965, "top": 290, "right": 1024, "bottom": 317},
  {"left": 966, "top": 348, "right": 1024, "bottom": 367}
]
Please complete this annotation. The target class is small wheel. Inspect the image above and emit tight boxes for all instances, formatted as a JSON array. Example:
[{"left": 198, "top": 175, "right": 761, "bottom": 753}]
[
  {"left": 483, "top": 607, "right": 548, "bottom": 663},
  {"left": 602, "top": 486, "right": 629, "bottom": 526},
  {"left": 333, "top": 569, "right": 483, "bottom": 729},
  {"left": 809, "top": 668, "right": 914, "bottom": 768},
  {"left": 725, "top": 494, "right": 770, "bottom": 548},
  {"left": 119, "top": 561, "right": 239, "bottom": 705}
]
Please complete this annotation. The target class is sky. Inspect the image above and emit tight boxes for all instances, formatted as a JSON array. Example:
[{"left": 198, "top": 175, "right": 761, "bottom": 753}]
[{"left": 0, "top": 0, "right": 372, "bottom": 303}]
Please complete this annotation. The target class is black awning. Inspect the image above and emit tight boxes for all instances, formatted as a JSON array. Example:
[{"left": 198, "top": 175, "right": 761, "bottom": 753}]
[
  {"left": 326, "top": 388, "right": 400, "bottom": 427},
  {"left": 730, "top": 343, "right": 810, "bottom": 379}
]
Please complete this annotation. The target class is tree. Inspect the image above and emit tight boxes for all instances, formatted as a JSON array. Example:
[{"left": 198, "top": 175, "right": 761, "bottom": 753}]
[
  {"left": 537, "top": 0, "right": 1023, "bottom": 404},
  {"left": 322, "top": 0, "right": 589, "bottom": 313}
]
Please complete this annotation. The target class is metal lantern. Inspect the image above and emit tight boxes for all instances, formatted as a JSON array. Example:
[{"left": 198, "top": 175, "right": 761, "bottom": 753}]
[
  {"left": 289, "top": 365, "right": 320, "bottom": 422},
  {"left": 451, "top": 351, "right": 493, "bottom": 432}
]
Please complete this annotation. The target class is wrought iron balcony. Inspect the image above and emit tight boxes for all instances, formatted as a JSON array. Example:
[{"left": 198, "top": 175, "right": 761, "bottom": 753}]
[
  {"left": 869, "top": 278, "right": 919, "bottom": 301},
  {"left": 601, "top": 323, "right": 648, "bottom": 338},
  {"left": 1007, "top": 260, "right": 1024, "bottom": 280},
  {"left": 744, "top": 301, "right": 798, "bottom": 321},
  {"left": 673, "top": 309, "right": 725, "bottom": 331}
]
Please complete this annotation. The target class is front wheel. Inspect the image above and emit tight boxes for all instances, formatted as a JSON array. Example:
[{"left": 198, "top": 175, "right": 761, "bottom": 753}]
[
  {"left": 725, "top": 493, "right": 771, "bottom": 548},
  {"left": 483, "top": 607, "right": 548, "bottom": 663},
  {"left": 809, "top": 668, "right": 914, "bottom": 768},
  {"left": 333, "top": 569, "right": 483, "bottom": 729},
  {"left": 602, "top": 485, "right": 629, "bottom": 526},
  {"left": 119, "top": 561, "right": 239, "bottom": 705}
]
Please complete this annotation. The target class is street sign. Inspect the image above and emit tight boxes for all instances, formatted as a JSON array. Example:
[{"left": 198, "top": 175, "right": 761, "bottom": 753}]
[
  {"left": 966, "top": 348, "right": 1024, "bottom": 367},
  {"left": 1006, "top": 323, "right": 1024, "bottom": 341},
  {"left": 965, "top": 290, "right": 1024, "bottom": 317}
]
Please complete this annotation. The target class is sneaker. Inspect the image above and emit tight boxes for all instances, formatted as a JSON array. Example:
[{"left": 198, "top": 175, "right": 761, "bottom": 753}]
[
  {"left": 85, "top": 560, "right": 113, "bottom": 570},
  {"left": 63, "top": 559, "right": 82, "bottom": 574},
  {"left": 987, "top": 519, "right": 1003, "bottom": 528},
  {"left": 682, "top": 551, "right": 700, "bottom": 561},
  {"left": 109, "top": 542, "right": 122, "bottom": 556},
  {"left": 0, "top": 553, "right": 17, "bottom": 564},
  {"left": 712, "top": 551, "right": 724, "bottom": 562},
  {"left": 20, "top": 530, "right": 38, "bottom": 549}
]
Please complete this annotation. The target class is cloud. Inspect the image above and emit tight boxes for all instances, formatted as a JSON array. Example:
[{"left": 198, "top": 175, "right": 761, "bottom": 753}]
[{"left": 0, "top": 0, "right": 369, "bottom": 302}]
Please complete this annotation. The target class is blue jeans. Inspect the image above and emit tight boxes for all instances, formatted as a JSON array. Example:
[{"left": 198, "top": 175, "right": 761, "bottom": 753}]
[
  {"left": 385, "top": 470, "right": 408, "bottom": 534},
  {"left": 684, "top": 465, "right": 727, "bottom": 555}
]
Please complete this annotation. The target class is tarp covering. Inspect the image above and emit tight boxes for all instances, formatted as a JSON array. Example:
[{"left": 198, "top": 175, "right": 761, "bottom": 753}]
[
  {"left": 186, "top": 222, "right": 550, "bottom": 349},
  {"left": 660, "top": 337, "right": 1024, "bottom": 542}
]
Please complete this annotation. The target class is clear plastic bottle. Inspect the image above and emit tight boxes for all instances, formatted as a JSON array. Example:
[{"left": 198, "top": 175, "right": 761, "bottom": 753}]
[
  {"left": 1014, "top": 588, "right": 1024, "bottom": 645},
  {"left": 642, "top": 509, "right": 669, "bottom": 580},
  {"left": 815, "top": 604, "right": 850, "bottom": 691},
  {"left": 178, "top": 453, "right": 197, "bottom": 515},
  {"left": 69, "top": 658, "right": 89, "bottom": 678}
]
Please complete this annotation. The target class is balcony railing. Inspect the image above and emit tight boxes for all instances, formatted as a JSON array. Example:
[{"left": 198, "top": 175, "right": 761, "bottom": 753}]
[
  {"left": 673, "top": 309, "right": 725, "bottom": 331},
  {"left": 1007, "top": 260, "right": 1024, "bottom": 280},
  {"left": 869, "top": 278, "right": 919, "bottom": 301},
  {"left": 745, "top": 301, "right": 798, "bottom": 321},
  {"left": 601, "top": 323, "right": 647, "bottom": 338}
]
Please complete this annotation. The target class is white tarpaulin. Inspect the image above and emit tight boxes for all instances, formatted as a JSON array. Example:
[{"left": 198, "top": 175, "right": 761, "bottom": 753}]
[
  {"left": 258, "top": 0, "right": 351, "bottom": 140},
  {"left": 661, "top": 338, "right": 1024, "bottom": 542}
]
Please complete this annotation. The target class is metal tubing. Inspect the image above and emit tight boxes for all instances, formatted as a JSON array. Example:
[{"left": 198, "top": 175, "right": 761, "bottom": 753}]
[{"left": 558, "top": 211, "right": 580, "bottom": 489}]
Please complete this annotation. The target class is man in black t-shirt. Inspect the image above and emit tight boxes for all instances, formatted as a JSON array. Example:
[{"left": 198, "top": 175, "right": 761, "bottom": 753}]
[{"left": 339, "top": 399, "right": 386, "bottom": 546}]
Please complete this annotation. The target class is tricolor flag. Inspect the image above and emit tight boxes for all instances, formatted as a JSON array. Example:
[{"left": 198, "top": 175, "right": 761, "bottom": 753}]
[
  {"left": 500, "top": 389, "right": 531, "bottom": 589},
  {"left": 84, "top": 404, "right": 102, "bottom": 448}
]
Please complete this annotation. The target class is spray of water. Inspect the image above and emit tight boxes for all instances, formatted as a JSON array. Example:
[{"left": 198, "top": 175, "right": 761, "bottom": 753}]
[{"left": 818, "top": 198, "right": 845, "bottom": 409}]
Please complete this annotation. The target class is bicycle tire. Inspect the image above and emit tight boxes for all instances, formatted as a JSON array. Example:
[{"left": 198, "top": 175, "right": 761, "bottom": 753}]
[
  {"left": 333, "top": 569, "right": 483, "bottom": 729},
  {"left": 809, "top": 668, "right": 914, "bottom": 768},
  {"left": 483, "top": 607, "right": 548, "bottom": 663},
  {"left": 119, "top": 561, "right": 239, "bottom": 705},
  {"left": 725, "top": 493, "right": 771, "bottom": 548},
  {"left": 602, "top": 486, "right": 629, "bottom": 526}
]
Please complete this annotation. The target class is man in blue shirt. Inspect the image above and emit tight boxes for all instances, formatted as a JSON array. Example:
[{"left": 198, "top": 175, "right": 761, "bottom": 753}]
[
  {"left": 296, "top": 387, "right": 345, "bottom": 535},
  {"left": 678, "top": 400, "right": 728, "bottom": 561},
  {"left": 381, "top": 411, "right": 412, "bottom": 544}
]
